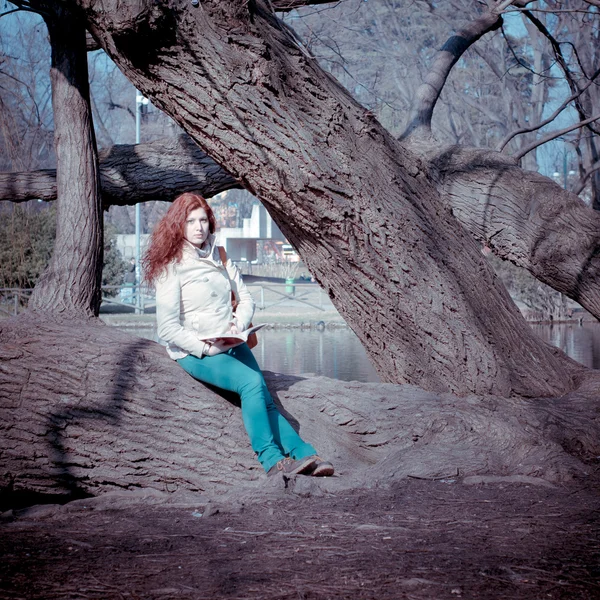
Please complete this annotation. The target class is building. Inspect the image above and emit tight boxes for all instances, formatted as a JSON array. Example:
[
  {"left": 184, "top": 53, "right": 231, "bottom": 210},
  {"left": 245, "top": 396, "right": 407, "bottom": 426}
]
[{"left": 115, "top": 202, "right": 289, "bottom": 268}]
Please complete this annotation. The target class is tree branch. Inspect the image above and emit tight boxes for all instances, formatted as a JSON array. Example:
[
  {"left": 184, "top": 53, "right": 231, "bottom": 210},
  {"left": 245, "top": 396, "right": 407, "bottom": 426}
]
[
  {"left": 574, "top": 159, "right": 600, "bottom": 196},
  {"left": 498, "top": 67, "right": 600, "bottom": 152},
  {"left": 86, "top": 30, "right": 100, "bottom": 51},
  {"left": 513, "top": 113, "right": 600, "bottom": 161},
  {"left": 0, "top": 135, "right": 240, "bottom": 206},
  {"left": 430, "top": 144, "right": 600, "bottom": 320},
  {"left": 271, "top": 0, "right": 340, "bottom": 11},
  {"left": 523, "top": 9, "right": 598, "bottom": 136},
  {"left": 401, "top": 0, "right": 525, "bottom": 140}
]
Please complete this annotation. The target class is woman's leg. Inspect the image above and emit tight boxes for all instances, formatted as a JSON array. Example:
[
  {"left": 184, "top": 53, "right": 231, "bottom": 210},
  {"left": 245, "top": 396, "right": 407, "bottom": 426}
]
[
  {"left": 178, "top": 345, "right": 315, "bottom": 472},
  {"left": 229, "top": 344, "right": 317, "bottom": 461}
]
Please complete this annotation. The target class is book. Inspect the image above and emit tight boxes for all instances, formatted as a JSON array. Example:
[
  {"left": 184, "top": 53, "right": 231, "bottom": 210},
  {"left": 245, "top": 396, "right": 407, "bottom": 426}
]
[{"left": 199, "top": 323, "right": 267, "bottom": 344}]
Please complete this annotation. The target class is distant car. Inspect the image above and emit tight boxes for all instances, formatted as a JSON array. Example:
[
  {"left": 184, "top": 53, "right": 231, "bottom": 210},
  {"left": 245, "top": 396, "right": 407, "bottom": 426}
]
[{"left": 281, "top": 244, "right": 300, "bottom": 262}]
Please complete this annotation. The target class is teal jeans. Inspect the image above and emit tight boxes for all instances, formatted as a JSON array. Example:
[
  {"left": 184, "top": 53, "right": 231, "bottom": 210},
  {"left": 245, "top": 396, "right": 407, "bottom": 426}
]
[{"left": 178, "top": 343, "right": 316, "bottom": 473}]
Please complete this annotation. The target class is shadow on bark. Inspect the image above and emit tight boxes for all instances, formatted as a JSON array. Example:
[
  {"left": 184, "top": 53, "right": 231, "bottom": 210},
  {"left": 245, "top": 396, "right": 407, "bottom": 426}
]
[{"left": 41, "top": 338, "right": 151, "bottom": 505}]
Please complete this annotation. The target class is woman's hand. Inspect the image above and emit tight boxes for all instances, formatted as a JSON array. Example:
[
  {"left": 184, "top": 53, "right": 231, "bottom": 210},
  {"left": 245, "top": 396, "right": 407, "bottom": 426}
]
[
  {"left": 228, "top": 323, "right": 240, "bottom": 335},
  {"left": 205, "top": 338, "right": 242, "bottom": 356}
]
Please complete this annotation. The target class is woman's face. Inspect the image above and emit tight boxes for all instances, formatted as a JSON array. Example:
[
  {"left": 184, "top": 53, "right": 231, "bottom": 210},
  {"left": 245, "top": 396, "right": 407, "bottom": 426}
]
[{"left": 184, "top": 207, "right": 210, "bottom": 248}]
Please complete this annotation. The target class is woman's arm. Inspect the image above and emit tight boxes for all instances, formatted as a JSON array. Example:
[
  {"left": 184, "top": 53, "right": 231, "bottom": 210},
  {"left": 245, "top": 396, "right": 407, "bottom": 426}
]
[
  {"left": 155, "top": 263, "right": 209, "bottom": 358},
  {"left": 226, "top": 259, "right": 255, "bottom": 331}
]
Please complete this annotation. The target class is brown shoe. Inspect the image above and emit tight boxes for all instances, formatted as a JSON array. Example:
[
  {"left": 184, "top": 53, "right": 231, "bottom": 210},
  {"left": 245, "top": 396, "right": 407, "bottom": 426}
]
[
  {"left": 267, "top": 456, "right": 317, "bottom": 478},
  {"left": 307, "top": 456, "right": 335, "bottom": 477}
]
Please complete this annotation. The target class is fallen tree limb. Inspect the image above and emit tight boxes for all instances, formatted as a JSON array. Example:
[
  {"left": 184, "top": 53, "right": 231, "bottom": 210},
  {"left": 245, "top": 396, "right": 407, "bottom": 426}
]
[{"left": 1, "top": 314, "right": 597, "bottom": 502}]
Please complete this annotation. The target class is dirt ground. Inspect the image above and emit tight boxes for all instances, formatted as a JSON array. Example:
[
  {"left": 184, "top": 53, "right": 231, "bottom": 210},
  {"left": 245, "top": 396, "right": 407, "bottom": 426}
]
[{"left": 1, "top": 473, "right": 599, "bottom": 600}]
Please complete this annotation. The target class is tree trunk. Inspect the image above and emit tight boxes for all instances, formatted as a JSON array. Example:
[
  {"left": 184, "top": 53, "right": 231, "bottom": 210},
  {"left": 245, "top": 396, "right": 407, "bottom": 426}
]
[
  {"left": 0, "top": 135, "right": 239, "bottom": 206},
  {"left": 60, "top": 0, "right": 578, "bottom": 398},
  {"left": 0, "top": 316, "right": 597, "bottom": 502},
  {"left": 428, "top": 144, "right": 600, "bottom": 319},
  {"left": 27, "top": 7, "right": 103, "bottom": 317}
]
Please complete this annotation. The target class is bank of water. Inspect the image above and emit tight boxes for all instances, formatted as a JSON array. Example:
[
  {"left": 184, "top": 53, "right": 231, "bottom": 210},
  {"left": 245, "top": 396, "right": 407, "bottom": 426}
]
[
  {"left": 121, "top": 325, "right": 381, "bottom": 383},
  {"left": 530, "top": 321, "right": 600, "bottom": 370},
  {"left": 114, "top": 322, "right": 600, "bottom": 383}
]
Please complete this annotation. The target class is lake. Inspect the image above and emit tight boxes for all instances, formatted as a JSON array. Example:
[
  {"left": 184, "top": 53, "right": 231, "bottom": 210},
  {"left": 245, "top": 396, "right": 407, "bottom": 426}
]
[{"left": 122, "top": 322, "right": 600, "bottom": 383}]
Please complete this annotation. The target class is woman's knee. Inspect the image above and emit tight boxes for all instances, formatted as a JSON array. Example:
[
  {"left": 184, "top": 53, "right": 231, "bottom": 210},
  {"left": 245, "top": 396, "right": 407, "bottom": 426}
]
[{"left": 237, "top": 372, "right": 269, "bottom": 401}]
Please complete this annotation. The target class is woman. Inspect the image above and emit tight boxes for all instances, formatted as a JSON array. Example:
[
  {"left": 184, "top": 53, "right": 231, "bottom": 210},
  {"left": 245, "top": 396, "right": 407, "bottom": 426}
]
[{"left": 144, "top": 192, "right": 334, "bottom": 479}]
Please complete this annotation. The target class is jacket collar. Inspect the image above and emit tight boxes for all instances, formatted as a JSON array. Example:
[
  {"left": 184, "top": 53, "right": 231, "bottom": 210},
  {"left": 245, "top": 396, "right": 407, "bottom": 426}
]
[{"left": 182, "top": 235, "right": 221, "bottom": 264}]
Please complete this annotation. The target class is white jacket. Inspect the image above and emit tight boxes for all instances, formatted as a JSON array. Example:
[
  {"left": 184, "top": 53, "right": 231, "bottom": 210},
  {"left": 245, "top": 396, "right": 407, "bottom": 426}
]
[{"left": 155, "top": 239, "right": 255, "bottom": 360}]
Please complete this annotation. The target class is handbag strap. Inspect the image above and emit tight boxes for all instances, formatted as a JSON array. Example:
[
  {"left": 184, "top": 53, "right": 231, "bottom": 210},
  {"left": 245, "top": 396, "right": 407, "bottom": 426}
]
[{"left": 218, "top": 246, "right": 237, "bottom": 308}]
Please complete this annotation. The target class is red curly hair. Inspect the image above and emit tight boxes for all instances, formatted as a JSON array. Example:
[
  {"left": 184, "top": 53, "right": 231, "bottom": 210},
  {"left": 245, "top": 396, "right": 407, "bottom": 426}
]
[{"left": 143, "top": 192, "right": 217, "bottom": 286}]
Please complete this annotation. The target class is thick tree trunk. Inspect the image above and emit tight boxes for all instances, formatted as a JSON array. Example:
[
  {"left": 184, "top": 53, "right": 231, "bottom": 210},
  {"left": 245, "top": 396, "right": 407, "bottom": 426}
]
[
  {"left": 0, "top": 316, "right": 597, "bottom": 501},
  {"left": 65, "top": 0, "right": 577, "bottom": 397},
  {"left": 0, "top": 135, "right": 239, "bottom": 206},
  {"left": 28, "top": 7, "right": 103, "bottom": 317},
  {"left": 429, "top": 145, "right": 600, "bottom": 319}
]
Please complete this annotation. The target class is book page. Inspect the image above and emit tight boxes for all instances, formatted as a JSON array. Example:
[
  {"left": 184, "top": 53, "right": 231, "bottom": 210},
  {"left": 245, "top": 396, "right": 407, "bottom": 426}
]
[{"left": 199, "top": 323, "right": 267, "bottom": 343}]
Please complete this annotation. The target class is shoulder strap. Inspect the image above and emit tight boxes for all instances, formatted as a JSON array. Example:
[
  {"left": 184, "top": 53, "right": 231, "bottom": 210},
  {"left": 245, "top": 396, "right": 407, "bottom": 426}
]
[{"left": 218, "top": 246, "right": 237, "bottom": 307}]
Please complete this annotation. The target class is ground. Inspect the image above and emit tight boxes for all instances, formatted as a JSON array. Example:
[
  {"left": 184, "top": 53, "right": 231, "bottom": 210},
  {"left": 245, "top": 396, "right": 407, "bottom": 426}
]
[{"left": 1, "top": 473, "right": 599, "bottom": 600}]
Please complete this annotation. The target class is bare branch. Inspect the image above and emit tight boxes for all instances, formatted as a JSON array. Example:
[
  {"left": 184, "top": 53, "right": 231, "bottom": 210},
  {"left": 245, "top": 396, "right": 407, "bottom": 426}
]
[
  {"left": 0, "top": 7, "right": 24, "bottom": 17},
  {"left": 86, "top": 31, "right": 100, "bottom": 51},
  {"left": 272, "top": 0, "right": 340, "bottom": 11},
  {"left": 508, "top": 7, "right": 598, "bottom": 14},
  {"left": 522, "top": 9, "right": 595, "bottom": 132},
  {"left": 498, "top": 67, "right": 600, "bottom": 152},
  {"left": 574, "top": 160, "right": 600, "bottom": 196},
  {"left": 0, "top": 135, "right": 240, "bottom": 206},
  {"left": 401, "top": 0, "right": 526, "bottom": 139},
  {"left": 431, "top": 144, "right": 600, "bottom": 319},
  {"left": 513, "top": 113, "right": 600, "bottom": 161}
]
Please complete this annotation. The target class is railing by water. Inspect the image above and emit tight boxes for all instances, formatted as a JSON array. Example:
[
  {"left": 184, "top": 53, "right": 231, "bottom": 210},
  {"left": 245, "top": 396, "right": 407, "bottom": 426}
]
[
  {"left": 102, "top": 283, "right": 328, "bottom": 314},
  {"left": 1, "top": 282, "right": 330, "bottom": 316}
]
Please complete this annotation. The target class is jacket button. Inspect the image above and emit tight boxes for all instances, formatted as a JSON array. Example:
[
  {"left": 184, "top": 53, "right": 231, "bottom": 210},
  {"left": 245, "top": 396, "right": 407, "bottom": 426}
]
[
  {"left": 203, "top": 277, "right": 209, "bottom": 282},
  {"left": 214, "top": 307, "right": 220, "bottom": 312},
  {"left": 210, "top": 291, "right": 218, "bottom": 297}
]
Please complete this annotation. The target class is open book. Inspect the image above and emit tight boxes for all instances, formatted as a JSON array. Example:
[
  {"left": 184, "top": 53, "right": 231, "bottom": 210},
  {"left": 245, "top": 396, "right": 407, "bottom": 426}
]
[{"left": 199, "top": 323, "right": 267, "bottom": 344}]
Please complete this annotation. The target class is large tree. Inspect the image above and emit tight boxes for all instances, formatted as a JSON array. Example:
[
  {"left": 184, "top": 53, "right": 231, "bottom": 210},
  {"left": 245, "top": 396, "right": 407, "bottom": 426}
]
[
  {"left": 60, "top": 0, "right": 591, "bottom": 396},
  {"left": 1, "top": 0, "right": 600, "bottom": 500}
]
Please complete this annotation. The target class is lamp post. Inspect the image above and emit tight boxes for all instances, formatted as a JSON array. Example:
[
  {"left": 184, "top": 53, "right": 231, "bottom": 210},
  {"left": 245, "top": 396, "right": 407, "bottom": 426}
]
[
  {"left": 552, "top": 143, "right": 576, "bottom": 191},
  {"left": 135, "top": 92, "right": 148, "bottom": 314},
  {"left": 551, "top": 143, "right": 576, "bottom": 320}
]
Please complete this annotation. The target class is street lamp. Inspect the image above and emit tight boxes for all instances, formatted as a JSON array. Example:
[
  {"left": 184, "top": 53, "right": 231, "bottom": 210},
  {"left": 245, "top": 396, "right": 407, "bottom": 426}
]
[
  {"left": 552, "top": 144, "right": 576, "bottom": 190},
  {"left": 134, "top": 92, "right": 149, "bottom": 314}
]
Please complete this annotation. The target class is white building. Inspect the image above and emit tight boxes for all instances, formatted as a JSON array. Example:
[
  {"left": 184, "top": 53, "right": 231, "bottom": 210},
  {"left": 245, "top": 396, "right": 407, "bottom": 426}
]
[{"left": 116, "top": 203, "right": 287, "bottom": 266}]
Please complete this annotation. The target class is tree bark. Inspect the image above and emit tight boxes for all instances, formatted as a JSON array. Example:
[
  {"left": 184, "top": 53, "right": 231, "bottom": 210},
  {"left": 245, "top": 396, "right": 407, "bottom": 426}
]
[
  {"left": 28, "top": 6, "right": 103, "bottom": 317},
  {"left": 0, "top": 170, "right": 58, "bottom": 203},
  {"left": 428, "top": 145, "right": 600, "bottom": 320},
  {"left": 0, "top": 316, "right": 597, "bottom": 501},
  {"left": 401, "top": 8, "right": 502, "bottom": 140},
  {"left": 0, "top": 135, "right": 240, "bottom": 207},
  {"left": 60, "top": 0, "right": 578, "bottom": 398}
]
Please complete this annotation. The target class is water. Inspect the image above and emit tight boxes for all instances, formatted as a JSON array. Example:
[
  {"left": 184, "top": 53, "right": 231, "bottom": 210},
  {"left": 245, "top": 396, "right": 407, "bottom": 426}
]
[
  {"left": 127, "top": 325, "right": 381, "bottom": 383},
  {"left": 530, "top": 322, "right": 600, "bottom": 370},
  {"left": 119, "top": 322, "right": 600, "bottom": 383},
  {"left": 253, "top": 328, "right": 381, "bottom": 382}
]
